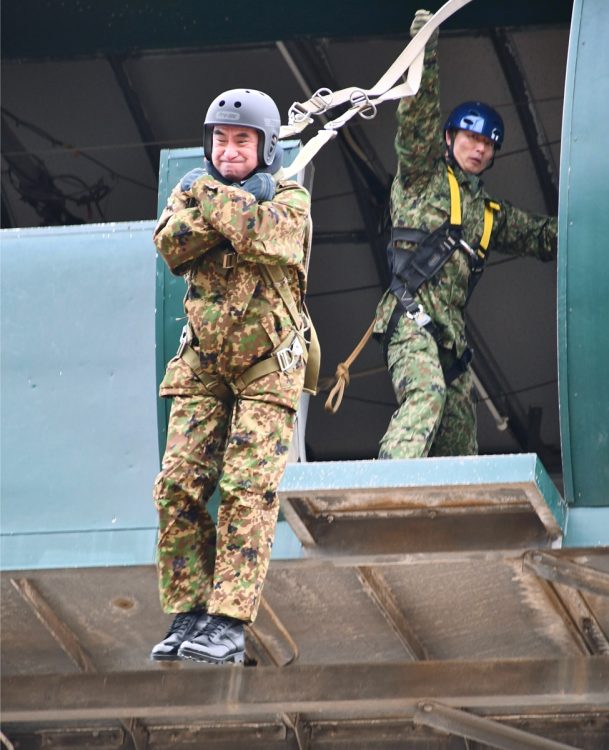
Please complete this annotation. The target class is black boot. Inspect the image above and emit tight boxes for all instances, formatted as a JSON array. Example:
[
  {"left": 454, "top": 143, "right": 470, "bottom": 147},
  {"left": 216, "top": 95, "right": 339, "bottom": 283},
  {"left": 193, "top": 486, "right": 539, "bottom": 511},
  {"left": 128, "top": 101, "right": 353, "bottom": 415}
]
[
  {"left": 178, "top": 614, "right": 245, "bottom": 664},
  {"left": 150, "top": 611, "right": 208, "bottom": 661}
]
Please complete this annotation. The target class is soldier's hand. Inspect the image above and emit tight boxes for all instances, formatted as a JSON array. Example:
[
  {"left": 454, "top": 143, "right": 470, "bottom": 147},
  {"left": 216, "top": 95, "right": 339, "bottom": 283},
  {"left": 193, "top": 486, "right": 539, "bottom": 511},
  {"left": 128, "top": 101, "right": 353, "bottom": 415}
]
[
  {"left": 179, "top": 167, "right": 207, "bottom": 192},
  {"left": 238, "top": 172, "right": 276, "bottom": 202},
  {"left": 410, "top": 9, "right": 438, "bottom": 48}
]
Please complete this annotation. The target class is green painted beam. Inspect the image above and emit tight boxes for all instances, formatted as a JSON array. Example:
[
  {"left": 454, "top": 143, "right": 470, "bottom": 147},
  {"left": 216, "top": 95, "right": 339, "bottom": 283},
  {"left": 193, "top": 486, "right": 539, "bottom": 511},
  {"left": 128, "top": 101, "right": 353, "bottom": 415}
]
[
  {"left": 2, "top": 1, "right": 573, "bottom": 61},
  {"left": 564, "top": 508, "right": 609, "bottom": 548},
  {"left": 558, "top": 0, "right": 609, "bottom": 507}
]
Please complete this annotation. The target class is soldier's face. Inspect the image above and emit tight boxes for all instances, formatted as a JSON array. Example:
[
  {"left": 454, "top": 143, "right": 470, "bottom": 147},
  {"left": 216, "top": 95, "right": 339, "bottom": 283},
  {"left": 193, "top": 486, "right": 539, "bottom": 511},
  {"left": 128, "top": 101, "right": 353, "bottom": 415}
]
[
  {"left": 447, "top": 129, "right": 495, "bottom": 174},
  {"left": 212, "top": 125, "right": 260, "bottom": 181}
]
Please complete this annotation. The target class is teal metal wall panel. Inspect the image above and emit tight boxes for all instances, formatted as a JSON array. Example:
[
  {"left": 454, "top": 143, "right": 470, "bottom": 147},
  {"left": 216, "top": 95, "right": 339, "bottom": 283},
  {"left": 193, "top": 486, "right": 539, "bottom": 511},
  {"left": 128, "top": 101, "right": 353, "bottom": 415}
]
[
  {"left": 558, "top": 0, "right": 609, "bottom": 507},
  {"left": 0, "top": 220, "right": 302, "bottom": 570},
  {"left": 0, "top": 223, "right": 160, "bottom": 542},
  {"left": 565, "top": 507, "right": 609, "bottom": 547}
]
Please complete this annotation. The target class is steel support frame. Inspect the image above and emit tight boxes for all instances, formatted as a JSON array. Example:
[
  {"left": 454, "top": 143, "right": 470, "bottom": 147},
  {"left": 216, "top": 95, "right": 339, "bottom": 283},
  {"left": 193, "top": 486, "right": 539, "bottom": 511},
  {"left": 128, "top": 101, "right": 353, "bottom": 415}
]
[
  {"left": 4, "top": 657, "right": 609, "bottom": 723},
  {"left": 524, "top": 551, "right": 609, "bottom": 655},
  {"left": 356, "top": 566, "right": 428, "bottom": 660},
  {"left": 106, "top": 54, "right": 160, "bottom": 181},
  {"left": 488, "top": 28, "right": 559, "bottom": 215},
  {"left": 10, "top": 577, "right": 149, "bottom": 750},
  {"left": 413, "top": 701, "right": 581, "bottom": 750}
]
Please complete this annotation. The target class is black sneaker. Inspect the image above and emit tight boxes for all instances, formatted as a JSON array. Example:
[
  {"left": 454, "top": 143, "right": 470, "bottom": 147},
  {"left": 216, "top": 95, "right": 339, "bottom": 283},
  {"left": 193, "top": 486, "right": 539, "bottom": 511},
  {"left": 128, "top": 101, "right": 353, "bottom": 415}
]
[
  {"left": 150, "top": 611, "right": 208, "bottom": 661},
  {"left": 178, "top": 614, "right": 245, "bottom": 664}
]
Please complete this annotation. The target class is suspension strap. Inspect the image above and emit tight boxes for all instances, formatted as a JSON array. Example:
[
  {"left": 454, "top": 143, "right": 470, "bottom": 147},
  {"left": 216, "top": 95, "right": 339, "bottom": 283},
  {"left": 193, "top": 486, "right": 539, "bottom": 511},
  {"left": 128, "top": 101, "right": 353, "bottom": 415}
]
[{"left": 275, "top": 0, "right": 473, "bottom": 181}]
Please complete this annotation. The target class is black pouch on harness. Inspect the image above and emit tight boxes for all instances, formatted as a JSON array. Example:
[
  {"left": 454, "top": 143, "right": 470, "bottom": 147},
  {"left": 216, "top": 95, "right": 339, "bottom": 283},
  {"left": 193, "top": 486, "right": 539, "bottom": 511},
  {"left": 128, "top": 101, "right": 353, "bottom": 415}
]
[{"left": 389, "top": 222, "right": 460, "bottom": 294}]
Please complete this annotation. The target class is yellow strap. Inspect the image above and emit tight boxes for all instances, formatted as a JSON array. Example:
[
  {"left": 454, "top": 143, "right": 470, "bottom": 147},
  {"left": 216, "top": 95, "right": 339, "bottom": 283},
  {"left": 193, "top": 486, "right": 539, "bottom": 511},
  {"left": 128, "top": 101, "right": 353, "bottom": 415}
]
[
  {"left": 447, "top": 165, "right": 500, "bottom": 257},
  {"left": 446, "top": 166, "right": 462, "bottom": 226},
  {"left": 478, "top": 200, "right": 501, "bottom": 256}
]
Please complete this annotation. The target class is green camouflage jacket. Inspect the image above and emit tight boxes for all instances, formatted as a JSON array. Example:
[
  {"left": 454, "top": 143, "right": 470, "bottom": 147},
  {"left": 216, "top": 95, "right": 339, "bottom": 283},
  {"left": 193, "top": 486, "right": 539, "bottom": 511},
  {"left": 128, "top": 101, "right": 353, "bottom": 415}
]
[
  {"left": 374, "top": 45, "right": 557, "bottom": 356},
  {"left": 153, "top": 174, "right": 311, "bottom": 398}
]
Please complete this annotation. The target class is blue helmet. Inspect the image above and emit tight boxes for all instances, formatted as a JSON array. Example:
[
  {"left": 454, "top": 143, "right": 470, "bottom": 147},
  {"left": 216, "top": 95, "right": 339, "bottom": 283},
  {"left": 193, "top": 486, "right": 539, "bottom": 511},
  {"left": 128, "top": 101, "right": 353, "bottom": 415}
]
[{"left": 444, "top": 101, "right": 504, "bottom": 149}]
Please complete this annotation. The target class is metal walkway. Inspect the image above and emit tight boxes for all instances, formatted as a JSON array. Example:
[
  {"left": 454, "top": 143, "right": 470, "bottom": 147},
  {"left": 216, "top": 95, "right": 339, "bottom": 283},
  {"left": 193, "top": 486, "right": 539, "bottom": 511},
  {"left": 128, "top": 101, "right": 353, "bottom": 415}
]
[{"left": 3, "top": 457, "right": 609, "bottom": 750}]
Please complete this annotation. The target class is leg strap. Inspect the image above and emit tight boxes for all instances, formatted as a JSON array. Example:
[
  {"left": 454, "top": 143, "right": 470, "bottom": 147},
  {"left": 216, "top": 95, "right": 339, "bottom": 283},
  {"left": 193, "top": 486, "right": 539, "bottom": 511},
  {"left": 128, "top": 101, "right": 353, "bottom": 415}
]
[{"left": 179, "top": 329, "right": 307, "bottom": 402}]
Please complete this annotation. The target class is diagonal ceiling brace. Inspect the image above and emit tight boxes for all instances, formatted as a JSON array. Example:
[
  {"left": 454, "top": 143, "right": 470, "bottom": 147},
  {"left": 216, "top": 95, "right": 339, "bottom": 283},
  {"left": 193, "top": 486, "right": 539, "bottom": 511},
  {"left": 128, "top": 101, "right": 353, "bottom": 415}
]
[
  {"left": 414, "top": 701, "right": 581, "bottom": 750},
  {"left": 489, "top": 27, "right": 559, "bottom": 215},
  {"left": 356, "top": 566, "right": 428, "bottom": 660},
  {"left": 11, "top": 577, "right": 150, "bottom": 750},
  {"left": 282, "top": 713, "right": 312, "bottom": 750},
  {"left": 523, "top": 551, "right": 609, "bottom": 598},
  {"left": 107, "top": 54, "right": 160, "bottom": 181}
]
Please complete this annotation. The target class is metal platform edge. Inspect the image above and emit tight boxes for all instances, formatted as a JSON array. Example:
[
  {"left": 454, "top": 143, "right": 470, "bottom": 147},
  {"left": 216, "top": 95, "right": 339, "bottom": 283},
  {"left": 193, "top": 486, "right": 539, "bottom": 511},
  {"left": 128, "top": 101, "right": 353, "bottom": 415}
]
[{"left": 279, "top": 454, "right": 568, "bottom": 538}]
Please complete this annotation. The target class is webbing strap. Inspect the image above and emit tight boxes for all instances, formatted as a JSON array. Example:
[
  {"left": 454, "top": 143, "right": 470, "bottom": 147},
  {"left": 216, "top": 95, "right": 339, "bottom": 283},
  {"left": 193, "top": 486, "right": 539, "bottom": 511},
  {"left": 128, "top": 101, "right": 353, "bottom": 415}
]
[
  {"left": 259, "top": 264, "right": 302, "bottom": 328},
  {"left": 180, "top": 345, "right": 233, "bottom": 402},
  {"left": 258, "top": 263, "right": 321, "bottom": 395},
  {"left": 232, "top": 330, "right": 303, "bottom": 393},
  {"left": 275, "top": 0, "right": 473, "bottom": 181}
]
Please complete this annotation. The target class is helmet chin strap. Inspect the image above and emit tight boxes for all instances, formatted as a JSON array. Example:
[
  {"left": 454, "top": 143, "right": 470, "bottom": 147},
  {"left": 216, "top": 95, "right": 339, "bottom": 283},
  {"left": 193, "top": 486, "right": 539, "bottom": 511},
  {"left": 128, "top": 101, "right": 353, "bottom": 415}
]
[
  {"left": 445, "top": 129, "right": 458, "bottom": 168},
  {"left": 205, "top": 144, "right": 285, "bottom": 186}
]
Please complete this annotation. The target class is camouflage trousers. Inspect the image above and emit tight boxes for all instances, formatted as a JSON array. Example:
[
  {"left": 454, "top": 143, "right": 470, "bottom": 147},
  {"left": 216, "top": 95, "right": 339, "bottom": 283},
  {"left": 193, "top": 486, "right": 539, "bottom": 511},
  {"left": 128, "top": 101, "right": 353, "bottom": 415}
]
[
  {"left": 378, "top": 315, "right": 477, "bottom": 458},
  {"left": 153, "top": 390, "right": 297, "bottom": 623}
]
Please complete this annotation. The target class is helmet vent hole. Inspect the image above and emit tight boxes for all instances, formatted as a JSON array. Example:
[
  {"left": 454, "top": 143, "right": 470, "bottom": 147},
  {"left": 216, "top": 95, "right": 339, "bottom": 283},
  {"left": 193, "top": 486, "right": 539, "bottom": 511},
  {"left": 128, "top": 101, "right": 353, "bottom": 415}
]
[{"left": 234, "top": 101, "right": 242, "bottom": 108}]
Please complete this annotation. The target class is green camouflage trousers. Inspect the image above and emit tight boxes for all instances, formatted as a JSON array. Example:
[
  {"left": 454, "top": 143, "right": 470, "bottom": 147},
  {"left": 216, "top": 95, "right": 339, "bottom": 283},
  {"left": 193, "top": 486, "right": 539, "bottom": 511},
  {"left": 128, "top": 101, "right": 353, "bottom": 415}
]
[
  {"left": 378, "top": 315, "right": 477, "bottom": 458},
  {"left": 153, "top": 390, "right": 297, "bottom": 623}
]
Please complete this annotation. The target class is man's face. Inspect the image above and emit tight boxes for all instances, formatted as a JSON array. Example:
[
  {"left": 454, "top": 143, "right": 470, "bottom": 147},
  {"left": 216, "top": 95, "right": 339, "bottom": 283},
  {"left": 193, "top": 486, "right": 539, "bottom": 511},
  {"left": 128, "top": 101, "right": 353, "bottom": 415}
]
[
  {"left": 446, "top": 129, "right": 495, "bottom": 175},
  {"left": 211, "top": 125, "right": 259, "bottom": 181}
]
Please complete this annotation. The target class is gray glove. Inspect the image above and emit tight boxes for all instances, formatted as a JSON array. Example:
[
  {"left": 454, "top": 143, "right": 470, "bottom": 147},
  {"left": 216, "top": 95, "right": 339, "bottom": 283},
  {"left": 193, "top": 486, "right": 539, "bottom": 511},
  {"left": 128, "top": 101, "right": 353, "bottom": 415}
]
[
  {"left": 237, "top": 172, "right": 276, "bottom": 202},
  {"left": 179, "top": 167, "right": 207, "bottom": 192},
  {"left": 410, "top": 9, "right": 438, "bottom": 47}
]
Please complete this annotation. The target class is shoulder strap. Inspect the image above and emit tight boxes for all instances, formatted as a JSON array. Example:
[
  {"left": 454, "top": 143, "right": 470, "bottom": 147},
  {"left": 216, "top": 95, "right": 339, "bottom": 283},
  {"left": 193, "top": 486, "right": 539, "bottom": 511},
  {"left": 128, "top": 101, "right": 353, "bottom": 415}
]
[
  {"left": 446, "top": 165, "right": 462, "bottom": 230},
  {"left": 258, "top": 262, "right": 321, "bottom": 395},
  {"left": 478, "top": 199, "right": 501, "bottom": 257}
]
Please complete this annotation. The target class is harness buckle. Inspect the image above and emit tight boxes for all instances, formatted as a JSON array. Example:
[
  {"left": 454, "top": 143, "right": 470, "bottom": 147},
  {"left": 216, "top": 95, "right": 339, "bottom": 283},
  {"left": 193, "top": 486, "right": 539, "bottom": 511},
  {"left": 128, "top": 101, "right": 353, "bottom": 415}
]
[
  {"left": 459, "top": 238, "right": 476, "bottom": 259},
  {"left": 222, "top": 251, "right": 237, "bottom": 269},
  {"left": 349, "top": 89, "right": 377, "bottom": 120},
  {"left": 276, "top": 336, "right": 304, "bottom": 373},
  {"left": 177, "top": 323, "right": 192, "bottom": 357},
  {"left": 406, "top": 304, "right": 432, "bottom": 329}
]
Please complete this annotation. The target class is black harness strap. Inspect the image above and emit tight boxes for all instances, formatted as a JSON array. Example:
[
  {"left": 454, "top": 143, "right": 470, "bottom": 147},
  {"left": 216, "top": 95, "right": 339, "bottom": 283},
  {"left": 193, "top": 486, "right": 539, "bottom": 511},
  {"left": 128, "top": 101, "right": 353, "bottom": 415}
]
[{"left": 380, "top": 166, "right": 500, "bottom": 385}]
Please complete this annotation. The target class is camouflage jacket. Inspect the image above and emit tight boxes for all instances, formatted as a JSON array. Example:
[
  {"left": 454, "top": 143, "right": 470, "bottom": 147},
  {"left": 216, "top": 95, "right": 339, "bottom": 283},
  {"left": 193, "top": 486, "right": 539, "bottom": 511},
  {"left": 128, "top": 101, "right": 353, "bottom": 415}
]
[
  {"left": 374, "top": 46, "right": 558, "bottom": 356},
  {"left": 154, "top": 174, "right": 311, "bottom": 396}
]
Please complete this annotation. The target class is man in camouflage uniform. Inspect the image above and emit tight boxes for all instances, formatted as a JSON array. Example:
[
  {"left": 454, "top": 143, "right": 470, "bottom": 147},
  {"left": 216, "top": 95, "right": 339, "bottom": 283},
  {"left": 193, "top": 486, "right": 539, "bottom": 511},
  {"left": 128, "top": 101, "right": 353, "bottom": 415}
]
[
  {"left": 374, "top": 9, "right": 557, "bottom": 459},
  {"left": 150, "top": 89, "right": 312, "bottom": 664}
]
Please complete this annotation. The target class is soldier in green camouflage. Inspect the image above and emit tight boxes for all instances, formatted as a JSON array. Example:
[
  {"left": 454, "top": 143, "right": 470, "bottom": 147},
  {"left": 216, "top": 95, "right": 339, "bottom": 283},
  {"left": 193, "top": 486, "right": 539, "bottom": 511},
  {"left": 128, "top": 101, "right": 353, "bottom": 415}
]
[
  {"left": 375, "top": 9, "right": 557, "bottom": 459},
  {"left": 150, "top": 89, "right": 312, "bottom": 665}
]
